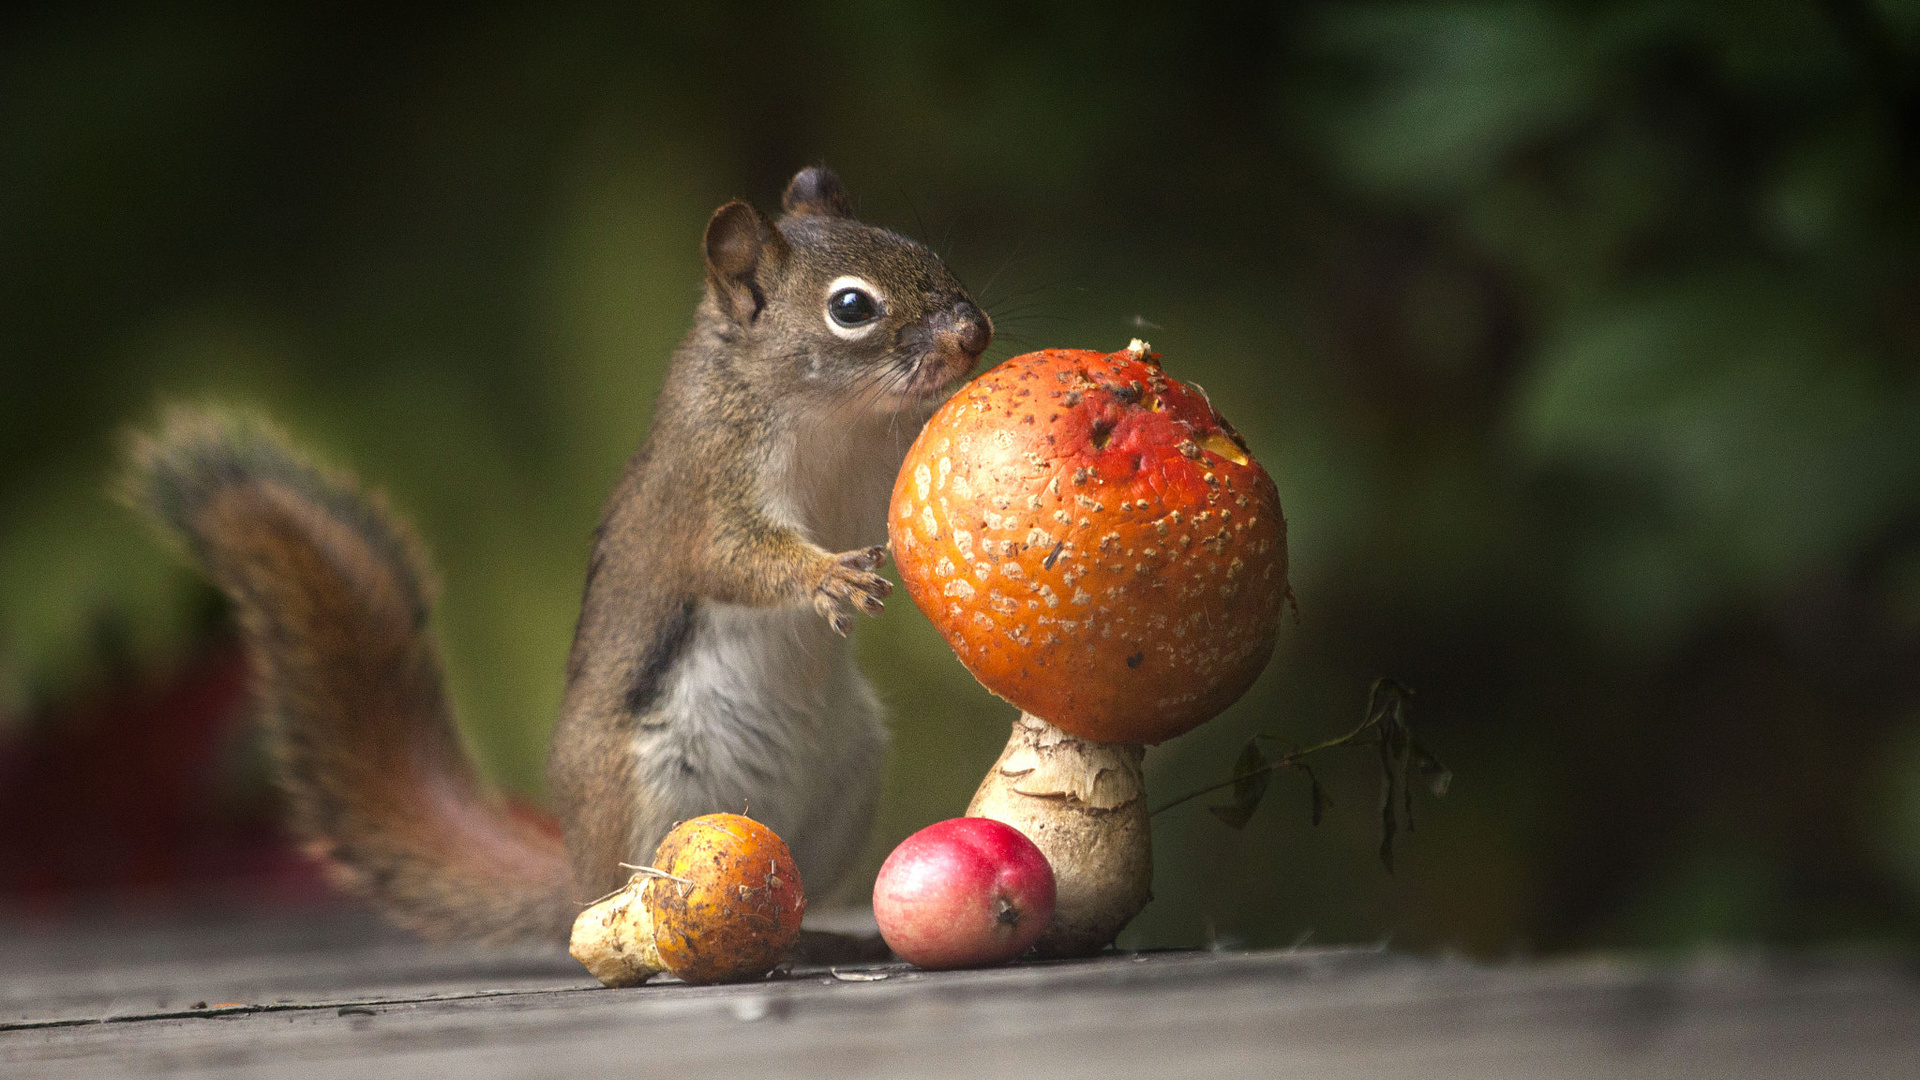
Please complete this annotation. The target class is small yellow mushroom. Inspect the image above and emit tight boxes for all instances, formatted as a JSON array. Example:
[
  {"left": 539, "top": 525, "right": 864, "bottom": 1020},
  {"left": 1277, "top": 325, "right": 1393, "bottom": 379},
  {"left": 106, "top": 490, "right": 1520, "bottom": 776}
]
[{"left": 570, "top": 814, "right": 806, "bottom": 987}]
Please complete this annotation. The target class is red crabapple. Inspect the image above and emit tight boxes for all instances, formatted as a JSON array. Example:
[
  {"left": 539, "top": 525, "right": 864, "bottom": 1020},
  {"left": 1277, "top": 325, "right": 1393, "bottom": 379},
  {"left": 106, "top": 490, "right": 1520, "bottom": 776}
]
[{"left": 872, "top": 817, "right": 1055, "bottom": 969}]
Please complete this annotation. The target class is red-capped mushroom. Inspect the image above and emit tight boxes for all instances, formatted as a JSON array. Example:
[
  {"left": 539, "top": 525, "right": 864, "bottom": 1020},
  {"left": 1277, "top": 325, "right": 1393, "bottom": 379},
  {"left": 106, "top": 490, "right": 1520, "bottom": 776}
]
[{"left": 890, "top": 341, "right": 1290, "bottom": 954}]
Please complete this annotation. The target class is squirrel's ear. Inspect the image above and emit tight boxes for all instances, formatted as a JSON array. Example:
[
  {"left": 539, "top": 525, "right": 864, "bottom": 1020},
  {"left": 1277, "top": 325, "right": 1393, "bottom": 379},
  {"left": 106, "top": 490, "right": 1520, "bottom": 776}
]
[
  {"left": 704, "top": 200, "right": 789, "bottom": 323},
  {"left": 781, "top": 166, "right": 854, "bottom": 218}
]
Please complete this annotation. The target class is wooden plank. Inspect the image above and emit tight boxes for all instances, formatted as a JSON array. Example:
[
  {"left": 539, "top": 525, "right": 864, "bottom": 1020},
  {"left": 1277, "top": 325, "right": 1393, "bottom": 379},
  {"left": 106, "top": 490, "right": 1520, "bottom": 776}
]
[
  {"left": 0, "top": 910, "right": 589, "bottom": 1024},
  {"left": 3, "top": 913, "right": 1917, "bottom": 1079}
]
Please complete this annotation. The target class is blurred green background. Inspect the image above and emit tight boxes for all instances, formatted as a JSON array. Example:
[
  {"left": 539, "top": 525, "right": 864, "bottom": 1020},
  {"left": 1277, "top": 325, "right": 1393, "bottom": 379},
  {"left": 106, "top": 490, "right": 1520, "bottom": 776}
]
[{"left": 4, "top": 0, "right": 1920, "bottom": 954}]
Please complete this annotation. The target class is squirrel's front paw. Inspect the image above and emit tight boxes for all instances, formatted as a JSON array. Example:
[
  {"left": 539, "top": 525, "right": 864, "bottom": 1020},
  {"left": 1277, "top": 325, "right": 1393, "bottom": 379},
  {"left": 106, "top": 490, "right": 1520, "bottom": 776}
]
[{"left": 812, "top": 546, "right": 892, "bottom": 636}]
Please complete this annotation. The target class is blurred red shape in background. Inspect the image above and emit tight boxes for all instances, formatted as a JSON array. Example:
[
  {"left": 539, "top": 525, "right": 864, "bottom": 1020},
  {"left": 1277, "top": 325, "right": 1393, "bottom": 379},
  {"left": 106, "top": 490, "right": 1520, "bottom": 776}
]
[{"left": 0, "top": 639, "right": 331, "bottom": 915}]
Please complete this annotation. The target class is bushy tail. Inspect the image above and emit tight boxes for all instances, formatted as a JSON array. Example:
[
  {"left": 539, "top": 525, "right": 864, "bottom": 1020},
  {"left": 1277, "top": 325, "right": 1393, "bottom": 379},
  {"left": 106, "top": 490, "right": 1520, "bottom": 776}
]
[{"left": 125, "top": 407, "right": 575, "bottom": 944}]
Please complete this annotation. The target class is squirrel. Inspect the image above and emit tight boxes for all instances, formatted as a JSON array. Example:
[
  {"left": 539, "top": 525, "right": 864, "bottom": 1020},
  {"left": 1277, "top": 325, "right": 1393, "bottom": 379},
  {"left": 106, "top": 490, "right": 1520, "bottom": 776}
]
[{"left": 125, "top": 166, "right": 992, "bottom": 944}]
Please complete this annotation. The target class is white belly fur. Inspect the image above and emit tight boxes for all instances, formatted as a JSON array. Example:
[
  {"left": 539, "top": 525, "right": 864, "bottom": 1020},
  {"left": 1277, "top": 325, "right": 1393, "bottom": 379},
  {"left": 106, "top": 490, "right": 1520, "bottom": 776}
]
[
  {"left": 625, "top": 400, "right": 934, "bottom": 899},
  {"left": 629, "top": 600, "right": 886, "bottom": 900}
]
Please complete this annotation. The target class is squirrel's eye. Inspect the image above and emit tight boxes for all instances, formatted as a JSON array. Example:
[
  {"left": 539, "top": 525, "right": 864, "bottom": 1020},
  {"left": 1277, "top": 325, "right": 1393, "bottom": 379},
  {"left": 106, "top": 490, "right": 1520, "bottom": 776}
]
[{"left": 828, "top": 288, "right": 879, "bottom": 327}]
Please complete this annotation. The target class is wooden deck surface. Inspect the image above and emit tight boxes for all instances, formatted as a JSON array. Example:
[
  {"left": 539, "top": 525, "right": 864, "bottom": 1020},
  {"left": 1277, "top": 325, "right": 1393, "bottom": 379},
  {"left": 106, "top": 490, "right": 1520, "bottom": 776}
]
[{"left": 3, "top": 908, "right": 1916, "bottom": 1078}]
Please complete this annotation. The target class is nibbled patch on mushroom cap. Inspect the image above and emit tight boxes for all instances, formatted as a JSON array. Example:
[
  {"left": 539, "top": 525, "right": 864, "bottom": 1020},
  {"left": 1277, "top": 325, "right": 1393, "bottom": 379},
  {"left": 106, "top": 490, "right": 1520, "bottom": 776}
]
[
  {"left": 648, "top": 814, "right": 806, "bottom": 984},
  {"left": 889, "top": 346, "right": 1290, "bottom": 745}
]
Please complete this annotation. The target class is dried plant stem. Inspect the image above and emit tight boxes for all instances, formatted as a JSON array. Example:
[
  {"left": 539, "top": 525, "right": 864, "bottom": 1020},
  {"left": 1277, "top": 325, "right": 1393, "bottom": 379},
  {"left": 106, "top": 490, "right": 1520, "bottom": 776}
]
[{"left": 1149, "top": 679, "right": 1412, "bottom": 817}]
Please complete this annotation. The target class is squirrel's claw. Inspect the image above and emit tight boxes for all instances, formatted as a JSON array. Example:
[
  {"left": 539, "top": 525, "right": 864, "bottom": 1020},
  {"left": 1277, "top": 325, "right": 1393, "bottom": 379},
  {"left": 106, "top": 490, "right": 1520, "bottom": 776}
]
[
  {"left": 818, "top": 599, "right": 854, "bottom": 637},
  {"left": 814, "top": 546, "right": 892, "bottom": 634},
  {"left": 839, "top": 545, "right": 887, "bottom": 573}
]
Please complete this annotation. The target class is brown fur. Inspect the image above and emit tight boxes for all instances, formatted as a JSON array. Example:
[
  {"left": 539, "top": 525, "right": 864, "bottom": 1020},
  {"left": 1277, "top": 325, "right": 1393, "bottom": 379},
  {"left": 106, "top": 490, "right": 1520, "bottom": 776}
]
[
  {"left": 127, "top": 167, "right": 991, "bottom": 941},
  {"left": 130, "top": 413, "right": 573, "bottom": 941}
]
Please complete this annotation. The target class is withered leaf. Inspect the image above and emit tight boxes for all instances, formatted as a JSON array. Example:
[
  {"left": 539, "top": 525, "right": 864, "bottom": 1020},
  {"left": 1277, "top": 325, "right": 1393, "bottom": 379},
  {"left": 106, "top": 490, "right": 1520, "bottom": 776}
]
[{"left": 1206, "top": 738, "right": 1271, "bottom": 830}]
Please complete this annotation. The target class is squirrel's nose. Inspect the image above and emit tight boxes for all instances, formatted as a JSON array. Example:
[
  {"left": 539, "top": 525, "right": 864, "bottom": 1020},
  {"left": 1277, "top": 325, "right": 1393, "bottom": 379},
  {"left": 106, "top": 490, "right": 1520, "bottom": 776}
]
[{"left": 945, "top": 302, "right": 993, "bottom": 361}]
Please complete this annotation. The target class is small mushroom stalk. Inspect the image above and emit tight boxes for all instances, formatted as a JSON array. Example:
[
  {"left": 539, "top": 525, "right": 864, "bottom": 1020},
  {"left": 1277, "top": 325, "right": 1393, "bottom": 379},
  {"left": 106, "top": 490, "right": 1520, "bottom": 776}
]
[
  {"left": 967, "top": 712, "right": 1150, "bottom": 957},
  {"left": 571, "top": 873, "right": 671, "bottom": 986}
]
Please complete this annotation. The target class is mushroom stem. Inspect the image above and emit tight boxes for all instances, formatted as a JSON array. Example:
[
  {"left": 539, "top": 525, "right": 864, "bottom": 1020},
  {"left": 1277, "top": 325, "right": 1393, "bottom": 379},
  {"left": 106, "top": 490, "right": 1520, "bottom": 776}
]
[
  {"left": 570, "top": 876, "right": 667, "bottom": 987},
  {"left": 965, "top": 712, "right": 1151, "bottom": 957}
]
